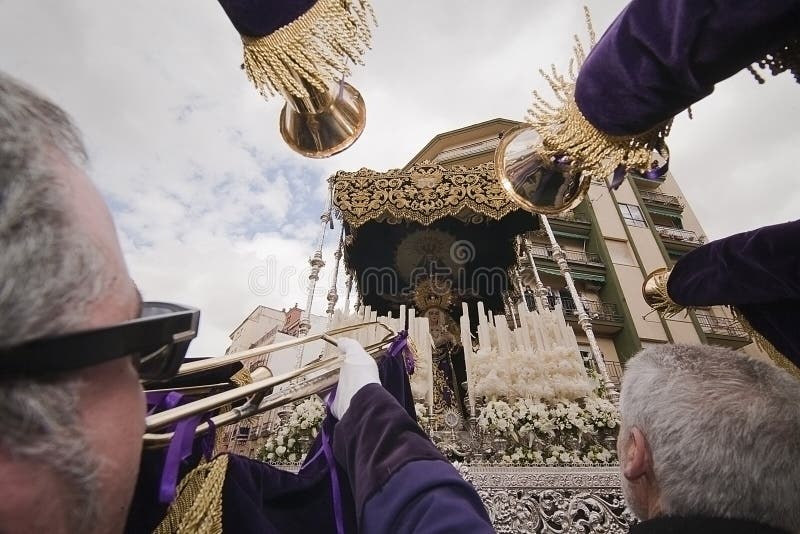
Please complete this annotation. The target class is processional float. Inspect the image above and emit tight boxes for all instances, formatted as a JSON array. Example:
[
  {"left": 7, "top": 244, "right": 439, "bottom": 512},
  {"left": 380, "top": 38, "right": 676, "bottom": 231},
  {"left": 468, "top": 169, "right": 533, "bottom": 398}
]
[{"left": 137, "top": 0, "right": 800, "bottom": 531}]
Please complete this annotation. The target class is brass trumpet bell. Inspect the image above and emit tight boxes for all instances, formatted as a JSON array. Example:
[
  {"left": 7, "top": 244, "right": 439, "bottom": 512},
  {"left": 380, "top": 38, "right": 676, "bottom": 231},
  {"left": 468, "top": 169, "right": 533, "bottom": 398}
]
[
  {"left": 642, "top": 268, "right": 670, "bottom": 308},
  {"left": 280, "top": 80, "right": 367, "bottom": 159},
  {"left": 494, "top": 125, "right": 589, "bottom": 215},
  {"left": 642, "top": 267, "right": 685, "bottom": 316}
]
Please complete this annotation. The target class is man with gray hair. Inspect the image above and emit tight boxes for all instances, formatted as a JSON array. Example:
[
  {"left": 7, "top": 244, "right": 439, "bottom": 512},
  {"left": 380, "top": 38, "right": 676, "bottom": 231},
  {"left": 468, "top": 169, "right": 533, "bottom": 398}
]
[
  {"left": 0, "top": 72, "right": 201, "bottom": 532},
  {"left": 618, "top": 343, "right": 800, "bottom": 534}
]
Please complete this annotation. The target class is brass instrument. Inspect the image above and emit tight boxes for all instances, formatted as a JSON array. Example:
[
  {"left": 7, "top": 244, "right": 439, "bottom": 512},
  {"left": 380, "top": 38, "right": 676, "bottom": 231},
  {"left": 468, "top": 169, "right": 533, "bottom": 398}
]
[
  {"left": 143, "top": 322, "right": 395, "bottom": 448},
  {"left": 494, "top": 125, "right": 588, "bottom": 215},
  {"left": 641, "top": 267, "right": 685, "bottom": 317},
  {"left": 280, "top": 76, "right": 367, "bottom": 159},
  {"left": 642, "top": 268, "right": 670, "bottom": 309}
]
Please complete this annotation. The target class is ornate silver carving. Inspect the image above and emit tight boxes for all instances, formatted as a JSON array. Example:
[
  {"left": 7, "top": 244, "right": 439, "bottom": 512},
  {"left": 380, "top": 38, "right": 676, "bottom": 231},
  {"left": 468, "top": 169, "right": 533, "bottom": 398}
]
[
  {"left": 457, "top": 465, "right": 635, "bottom": 533},
  {"left": 274, "top": 462, "right": 634, "bottom": 532}
]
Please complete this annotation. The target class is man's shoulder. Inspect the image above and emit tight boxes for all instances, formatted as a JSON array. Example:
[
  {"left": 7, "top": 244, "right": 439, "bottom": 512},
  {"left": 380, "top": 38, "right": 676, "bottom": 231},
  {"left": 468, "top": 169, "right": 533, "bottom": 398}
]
[{"left": 630, "top": 516, "right": 789, "bottom": 534}]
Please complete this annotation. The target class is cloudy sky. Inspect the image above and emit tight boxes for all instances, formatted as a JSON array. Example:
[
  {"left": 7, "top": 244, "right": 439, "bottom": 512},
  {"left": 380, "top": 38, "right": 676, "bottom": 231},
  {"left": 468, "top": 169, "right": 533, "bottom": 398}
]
[{"left": 2, "top": 1, "right": 798, "bottom": 356}]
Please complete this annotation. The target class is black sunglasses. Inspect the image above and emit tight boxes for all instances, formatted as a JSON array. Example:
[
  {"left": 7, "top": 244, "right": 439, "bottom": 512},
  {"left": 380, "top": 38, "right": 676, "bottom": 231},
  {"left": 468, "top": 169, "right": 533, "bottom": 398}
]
[{"left": 0, "top": 302, "right": 199, "bottom": 381}]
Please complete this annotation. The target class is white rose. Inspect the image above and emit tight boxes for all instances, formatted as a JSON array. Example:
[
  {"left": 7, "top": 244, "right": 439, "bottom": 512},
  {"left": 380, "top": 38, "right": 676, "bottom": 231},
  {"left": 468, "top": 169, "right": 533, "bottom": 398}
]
[
  {"left": 287, "top": 438, "right": 296, "bottom": 448},
  {"left": 275, "top": 445, "right": 287, "bottom": 456},
  {"left": 289, "top": 453, "right": 298, "bottom": 463}
]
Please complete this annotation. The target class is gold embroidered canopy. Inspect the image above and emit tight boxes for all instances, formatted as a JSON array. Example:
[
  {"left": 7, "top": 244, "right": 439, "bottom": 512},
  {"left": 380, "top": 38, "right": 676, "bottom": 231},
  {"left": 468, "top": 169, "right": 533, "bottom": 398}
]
[{"left": 330, "top": 162, "right": 523, "bottom": 228}]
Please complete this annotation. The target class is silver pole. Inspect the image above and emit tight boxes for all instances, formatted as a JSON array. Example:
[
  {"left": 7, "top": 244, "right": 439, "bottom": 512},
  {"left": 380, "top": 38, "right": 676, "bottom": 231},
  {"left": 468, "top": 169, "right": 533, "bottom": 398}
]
[
  {"left": 538, "top": 215, "right": 618, "bottom": 400},
  {"left": 520, "top": 236, "right": 548, "bottom": 311}
]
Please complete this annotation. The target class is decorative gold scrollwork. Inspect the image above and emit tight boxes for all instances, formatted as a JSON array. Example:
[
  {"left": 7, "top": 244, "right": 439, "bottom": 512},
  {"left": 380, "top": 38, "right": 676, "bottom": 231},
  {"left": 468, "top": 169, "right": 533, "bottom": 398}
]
[{"left": 331, "top": 162, "right": 522, "bottom": 228}]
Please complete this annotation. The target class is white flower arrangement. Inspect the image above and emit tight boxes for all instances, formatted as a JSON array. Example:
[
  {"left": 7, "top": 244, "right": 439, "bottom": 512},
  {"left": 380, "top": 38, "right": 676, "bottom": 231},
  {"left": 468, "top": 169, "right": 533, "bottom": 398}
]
[
  {"left": 470, "top": 395, "right": 620, "bottom": 466},
  {"left": 476, "top": 399, "right": 514, "bottom": 433},
  {"left": 258, "top": 397, "right": 325, "bottom": 464}
]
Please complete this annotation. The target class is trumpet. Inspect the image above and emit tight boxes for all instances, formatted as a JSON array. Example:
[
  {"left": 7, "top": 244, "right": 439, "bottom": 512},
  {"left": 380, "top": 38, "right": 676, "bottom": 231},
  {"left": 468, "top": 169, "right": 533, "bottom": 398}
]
[
  {"left": 279, "top": 74, "right": 367, "bottom": 159},
  {"left": 143, "top": 322, "right": 396, "bottom": 448},
  {"left": 494, "top": 125, "right": 588, "bottom": 215}
]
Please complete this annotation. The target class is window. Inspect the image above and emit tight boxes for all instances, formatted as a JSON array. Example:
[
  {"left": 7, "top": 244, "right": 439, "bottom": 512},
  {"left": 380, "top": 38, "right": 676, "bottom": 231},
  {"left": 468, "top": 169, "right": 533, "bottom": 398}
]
[{"left": 619, "top": 203, "right": 647, "bottom": 227}]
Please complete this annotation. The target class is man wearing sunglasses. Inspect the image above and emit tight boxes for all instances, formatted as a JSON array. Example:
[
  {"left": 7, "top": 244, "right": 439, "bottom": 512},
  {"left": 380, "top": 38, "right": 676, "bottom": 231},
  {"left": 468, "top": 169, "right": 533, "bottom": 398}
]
[{"left": 0, "top": 72, "right": 200, "bottom": 533}]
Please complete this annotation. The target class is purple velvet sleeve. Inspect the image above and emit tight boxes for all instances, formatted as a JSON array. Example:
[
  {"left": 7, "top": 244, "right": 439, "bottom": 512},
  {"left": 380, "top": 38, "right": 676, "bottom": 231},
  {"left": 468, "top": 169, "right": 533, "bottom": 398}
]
[
  {"left": 217, "top": 0, "right": 316, "bottom": 37},
  {"left": 362, "top": 460, "right": 494, "bottom": 534},
  {"left": 667, "top": 219, "right": 800, "bottom": 367},
  {"left": 333, "top": 384, "right": 492, "bottom": 530},
  {"left": 575, "top": 0, "right": 800, "bottom": 135},
  {"left": 667, "top": 219, "right": 800, "bottom": 306}
]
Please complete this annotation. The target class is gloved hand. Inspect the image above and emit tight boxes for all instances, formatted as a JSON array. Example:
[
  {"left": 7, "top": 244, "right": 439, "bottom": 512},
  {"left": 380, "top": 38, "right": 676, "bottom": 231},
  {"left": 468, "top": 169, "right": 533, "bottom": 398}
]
[{"left": 330, "top": 337, "right": 380, "bottom": 420}]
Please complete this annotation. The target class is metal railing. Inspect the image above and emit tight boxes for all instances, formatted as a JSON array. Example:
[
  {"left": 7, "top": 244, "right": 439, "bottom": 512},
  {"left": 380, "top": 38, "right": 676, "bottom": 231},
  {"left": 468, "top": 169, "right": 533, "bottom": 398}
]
[
  {"left": 526, "top": 246, "right": 604, "bottom": 266},
  {"left": 603, "top": 360, "right": 623, "bottom": 385},
  {"left": 560, "top": 297, "right": 623, "bottom": 322},
  {"left": 640, "top": 190, "right": 683, "bottom": 208},
  {"left": 432, "top": 137, "right": 500, "bottom": 163},
  {"left": 655, "top": 225, "right": 705, "bottom": 244},
  {"left": 695, "top": 313, "right": 749, "bottom": 338},
  {"left": 550, "top": 211, "right": 591, "bottom": 224}
]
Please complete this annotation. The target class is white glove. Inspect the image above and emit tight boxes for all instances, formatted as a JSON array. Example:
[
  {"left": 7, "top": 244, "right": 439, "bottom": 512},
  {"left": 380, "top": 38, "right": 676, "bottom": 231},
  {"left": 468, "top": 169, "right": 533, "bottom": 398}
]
[{"left": 330, "top": 337, "right": 380, "bottom": 420}]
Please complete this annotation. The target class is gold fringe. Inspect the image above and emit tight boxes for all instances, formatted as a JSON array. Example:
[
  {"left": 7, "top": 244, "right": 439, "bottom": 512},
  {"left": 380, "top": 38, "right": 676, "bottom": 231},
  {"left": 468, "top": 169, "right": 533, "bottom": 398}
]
[
  {"left": 748, "top": 34, "right": 800, "bottom": 85},
  {"left": 731, "top": 307, "right": 800, "bottom": 382},
  {"left": 241, "top": 0, "right": 376, "bottom": 99},
  {"left": 526, "top": 6, "right": 671, "bottom": 180},
  {"left": 153, "top": 454, "right": 229, "bottom": 534},
  {"left": 229, "top": 367, "right": 252, "bottom": 387},
  {"left": 648, "top": 271, "right": 685, "bottom": 318}
]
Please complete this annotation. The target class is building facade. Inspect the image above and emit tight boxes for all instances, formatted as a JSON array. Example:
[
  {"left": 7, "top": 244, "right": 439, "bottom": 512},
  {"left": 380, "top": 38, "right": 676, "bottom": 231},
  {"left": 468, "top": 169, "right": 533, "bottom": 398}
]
[
  {"left": 217, "top": 304, "right": 327, "bottom": 457},
  {"left": 409, "top": 118, "right": 761, "bottom": 384}
]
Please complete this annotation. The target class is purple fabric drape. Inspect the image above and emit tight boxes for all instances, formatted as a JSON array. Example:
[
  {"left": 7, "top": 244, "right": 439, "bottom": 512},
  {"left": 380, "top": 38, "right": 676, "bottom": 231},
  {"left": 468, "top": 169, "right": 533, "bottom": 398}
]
[
  {"left": 575, "top": 0, "right": 800, "bottom": 136},
  {"left": 667, "top": 219, "right": 800, "bottom": 368}
]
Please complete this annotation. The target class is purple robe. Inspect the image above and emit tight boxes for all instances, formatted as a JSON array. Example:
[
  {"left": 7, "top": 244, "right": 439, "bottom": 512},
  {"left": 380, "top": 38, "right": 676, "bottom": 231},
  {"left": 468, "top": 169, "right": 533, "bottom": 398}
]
[
  {"left": 575, "top": 0, "right": 800, "bottom": 135},
  {"left": 667, "top": 219, "right": 800, "bottom": 368},
  {"left": 127, "top": 347, "right": 493, "bottom": 533}
]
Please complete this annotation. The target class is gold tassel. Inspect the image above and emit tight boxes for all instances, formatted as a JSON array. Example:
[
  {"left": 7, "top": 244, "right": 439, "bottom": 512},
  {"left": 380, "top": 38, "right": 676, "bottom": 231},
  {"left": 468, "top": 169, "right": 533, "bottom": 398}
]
[
  {"left": 153, "top": 454, "right": 229, "bottom": 534},
  {"left": 228, "top": 367, "right": 252, "bottom": 387},
  {"left": 526, "top": 6, "right": 671, "bottom": 180},
  {"left": 241, "top": 0, "right": 376, "bottom": 99},
  {"left": 731, "top": 307, "right": 800, "bottom": 382},
  {"left": 748, "top": 34, "right": 800, "bottom": 85},
  {"left": 647, "top": 272, "right": 685, "bottom": 318}
]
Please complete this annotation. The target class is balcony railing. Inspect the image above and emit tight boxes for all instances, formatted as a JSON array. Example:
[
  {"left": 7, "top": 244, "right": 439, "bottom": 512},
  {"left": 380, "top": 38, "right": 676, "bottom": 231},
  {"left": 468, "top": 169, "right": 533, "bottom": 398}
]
[
  {"left": 432, "top": 137, "right": 500, "bottom": 163},
  {"left": 603, "top": 360, "right": 623, "bottom": 385},
  {"left": 640, "top": 190, "right": 684, "bottom": 209},
  {"left": 549, "top": 211, "right": 591, "bottom": 224},
  {"left": 695, "top": 313, "right": 749, "bottom": 338},
  {"left": 527, "top": 246, "right": 604, "bottom": 266},
  {"left": 560, "top": 297, "right": 623, "bottom": 322},
  {"left": 655, "top": 225, "right": 705, "bottom": 244}
]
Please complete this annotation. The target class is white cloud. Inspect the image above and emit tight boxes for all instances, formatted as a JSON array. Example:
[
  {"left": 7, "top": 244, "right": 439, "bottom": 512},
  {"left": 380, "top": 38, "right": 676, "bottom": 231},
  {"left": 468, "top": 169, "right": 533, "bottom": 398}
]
[{"left": 2, "top": 0, "right": 798, "bottom": 356}]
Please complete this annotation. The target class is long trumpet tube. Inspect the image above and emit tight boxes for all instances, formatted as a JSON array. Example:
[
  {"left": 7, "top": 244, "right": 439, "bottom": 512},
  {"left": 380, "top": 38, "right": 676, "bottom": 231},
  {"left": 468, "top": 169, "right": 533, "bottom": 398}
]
[
  {"left": 142, "top": 334, "right": 394, "bottom": 448},
  {"left": 143, "top": 367, "right": 340, "bottom": 448},
  {"left": 172, "top": 322, "right": 392, "bottom": 378},
  {"left": 146, "top": 356, "right": 341, "bottom": 430}
]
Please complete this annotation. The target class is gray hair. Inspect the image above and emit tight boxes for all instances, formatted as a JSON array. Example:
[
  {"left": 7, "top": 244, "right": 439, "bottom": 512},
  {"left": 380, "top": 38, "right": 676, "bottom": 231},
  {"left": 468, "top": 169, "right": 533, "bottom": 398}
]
[
  {"left": 620, "top": 344, "right": 800, "bottom": 532},
  {"left": 0, "top": 72, "right": 111, "bottom": 530}
]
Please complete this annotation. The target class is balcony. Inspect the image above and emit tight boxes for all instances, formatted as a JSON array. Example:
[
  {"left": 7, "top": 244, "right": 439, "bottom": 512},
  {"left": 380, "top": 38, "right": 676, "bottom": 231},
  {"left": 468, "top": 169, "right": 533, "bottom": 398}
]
[
  {"left": 695, "top": 313, "right": 751, "bottom": 348},
  {"left": 549, "top": 211, "right": 591, "bottom": 224},
  {"left": 603, "top": 359, "right": 623, "bottom": 387},
  {"left": 655, "top": 225, "right": 705, "bottom": 247},
  {"left": 558, "top": 297, "right": 624, "bottom": 334},
  {"left": 527, "top": 245, "right": 604, "bottom": 267},
  {"left": 432, "top": 137, "right": 500, "bottom": 164},
  {"left": 640, "top": 190, "right": 684, "bottom": 210}
]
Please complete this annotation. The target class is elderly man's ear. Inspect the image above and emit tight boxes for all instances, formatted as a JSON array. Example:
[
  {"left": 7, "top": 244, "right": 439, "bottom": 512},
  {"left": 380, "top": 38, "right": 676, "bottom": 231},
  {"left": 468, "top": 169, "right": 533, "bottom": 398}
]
[{"left": 621, "top": 426, "right": 652, "bottom": 481}]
